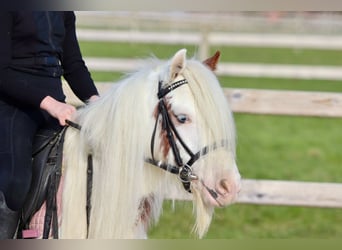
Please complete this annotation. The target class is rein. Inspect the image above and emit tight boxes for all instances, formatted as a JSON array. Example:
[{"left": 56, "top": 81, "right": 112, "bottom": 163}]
[{"left": 65, "top": 120, "right": 93, "bottom": 238}]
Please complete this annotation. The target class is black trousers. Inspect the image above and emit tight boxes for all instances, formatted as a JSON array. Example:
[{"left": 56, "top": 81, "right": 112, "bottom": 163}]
[{"left": 0, "top": 73, "right": 62, "bottom": 211}]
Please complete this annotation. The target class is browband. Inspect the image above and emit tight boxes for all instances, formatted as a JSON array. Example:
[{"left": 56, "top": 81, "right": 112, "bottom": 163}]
[{"left": 157, "top": 79, "right": 188, "bottom": 99}]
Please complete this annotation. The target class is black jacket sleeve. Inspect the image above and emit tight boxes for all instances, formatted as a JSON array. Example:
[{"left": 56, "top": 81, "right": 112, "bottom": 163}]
[{"left": 61, "top": 11, "right": 99, "bottom": 102}]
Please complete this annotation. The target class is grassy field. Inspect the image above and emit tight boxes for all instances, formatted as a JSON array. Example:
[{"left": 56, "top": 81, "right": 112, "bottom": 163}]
[
  {"left": 80, "top": 41, "right": 342, "bottom": 66},
  {"left": 78, "top": 41, "right": 342, "bottom": 238}
]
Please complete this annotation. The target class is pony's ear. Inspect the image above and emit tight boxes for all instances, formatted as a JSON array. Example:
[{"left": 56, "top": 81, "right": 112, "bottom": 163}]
[
  {"left": 203, "top": 51, "right": 221, "bottom": 71},
  {"left": 170, "top": 49, "right": 187, "bottom": 80}
]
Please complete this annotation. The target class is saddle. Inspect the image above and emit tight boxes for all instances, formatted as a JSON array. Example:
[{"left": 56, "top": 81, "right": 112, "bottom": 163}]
[{"left": 17, "top": 127, "right": 67, "bottom": 239}]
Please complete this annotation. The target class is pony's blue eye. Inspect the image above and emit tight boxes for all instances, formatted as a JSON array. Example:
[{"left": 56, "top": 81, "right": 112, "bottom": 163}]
[{"left": 176, "top": 114, "right": 188, "bottom": 124}]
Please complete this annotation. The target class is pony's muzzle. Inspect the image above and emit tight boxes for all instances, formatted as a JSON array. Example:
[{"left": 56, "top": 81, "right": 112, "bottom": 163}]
[{"left": 199, "top": 176, "right": 241, "bottom": 207}]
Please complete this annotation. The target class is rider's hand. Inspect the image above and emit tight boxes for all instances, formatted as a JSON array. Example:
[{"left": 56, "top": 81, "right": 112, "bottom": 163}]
[
  {"left": 87, "top": 95, "right": 100, "bottom": 103},
  {"left": 40, "top": 96, "right": 77, "bottom": 126}
]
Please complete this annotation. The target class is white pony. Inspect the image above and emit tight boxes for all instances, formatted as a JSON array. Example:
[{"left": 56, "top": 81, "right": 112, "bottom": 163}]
[{"left": 59, "top": 49, "right": 241, "bottom": 239}]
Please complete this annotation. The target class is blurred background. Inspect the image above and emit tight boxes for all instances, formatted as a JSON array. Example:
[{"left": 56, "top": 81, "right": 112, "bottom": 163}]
[{"left": 73, "top": 11, "right": 342, "bottom": 238}]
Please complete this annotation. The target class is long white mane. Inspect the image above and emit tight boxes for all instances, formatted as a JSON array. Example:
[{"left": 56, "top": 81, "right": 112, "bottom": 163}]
[{"left": 60, "top": 49, "right": 239, "bottom": 239}]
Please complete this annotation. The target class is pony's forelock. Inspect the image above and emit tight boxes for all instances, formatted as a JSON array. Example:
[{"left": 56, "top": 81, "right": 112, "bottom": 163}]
[{"left": 184, "top": 60, "right": 235, "bottom": 155}]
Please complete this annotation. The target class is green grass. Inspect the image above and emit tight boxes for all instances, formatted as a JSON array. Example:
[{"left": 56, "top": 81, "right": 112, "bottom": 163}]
[
  {"left": 80, "top": 41, "right": 198, "bottom": 59},
  {"left": 151, "top": 200, "right": 342, "bottom": 239},
  {"left": 217, "top": 46, "right": 342, "bottom": 66},
  {"left": 149, "top": 201, "right": 342, "bottom": 238},
  {"left": 79, "top": 41, "right": 342, "bottom": 238},
  {"left": 220, "top": 76, "right": 342, "bottom": 92},
  {"left": 90, "top": 71, "right": 123, "bottom": 83},
  {"left": 80, "top": 41, "right": 342, "bottom": 66},
  {"left": 234, "top": 114, "right": 342, "bottom": 182}
]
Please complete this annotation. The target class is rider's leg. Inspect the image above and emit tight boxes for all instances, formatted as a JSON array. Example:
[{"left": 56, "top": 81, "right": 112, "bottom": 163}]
[{"left": 0, "top": 98, "right": 41, "bottom": 239}]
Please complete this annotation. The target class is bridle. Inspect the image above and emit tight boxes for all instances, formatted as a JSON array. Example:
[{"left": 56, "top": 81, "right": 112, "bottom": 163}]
[{"left": 146, "top": 78, "right": 226, "bottom": 193}]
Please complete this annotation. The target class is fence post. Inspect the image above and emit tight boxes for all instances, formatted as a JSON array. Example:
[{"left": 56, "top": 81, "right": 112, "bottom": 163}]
[{"left": 199, "top": 25, "right": 210, "bottom": 60}]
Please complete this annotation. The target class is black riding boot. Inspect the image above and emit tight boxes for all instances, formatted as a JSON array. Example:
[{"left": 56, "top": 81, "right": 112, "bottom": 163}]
[{"left": 0, "top": 191, "right": 19, "bottom": 239}]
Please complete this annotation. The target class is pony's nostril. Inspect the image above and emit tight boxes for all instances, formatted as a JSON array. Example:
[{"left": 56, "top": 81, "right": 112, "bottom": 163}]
[{"left": 217, "top": 179, "right": 230, "bottom": 195}]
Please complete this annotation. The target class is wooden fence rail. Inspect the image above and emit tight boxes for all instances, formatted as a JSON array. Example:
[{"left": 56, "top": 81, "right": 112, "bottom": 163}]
[
  {"left": 63, "top": 82, "right": 342, "bottom": 208},
  {"left": 63, "top": 83, "right": 342, "bottom": 119},
  {"left": 77, "top": 29, "right": 342, "bottom": 50},
  {"left": 224, "top": 88, "right": 342, "bottom": 118},
  {"left": 166, "top": 179, "right": 342, "bottom": 209},
  {"left": 237, "top": 179, "right": 342, "bottom": 208},
  {"left": 84, "top": 57, "right": 342, "bottom": 81}
]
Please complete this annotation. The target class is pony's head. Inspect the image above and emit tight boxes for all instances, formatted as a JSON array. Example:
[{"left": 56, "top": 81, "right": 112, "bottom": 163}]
[{"left": 148, "top": 49, "right": 241, "bottom": 237}]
